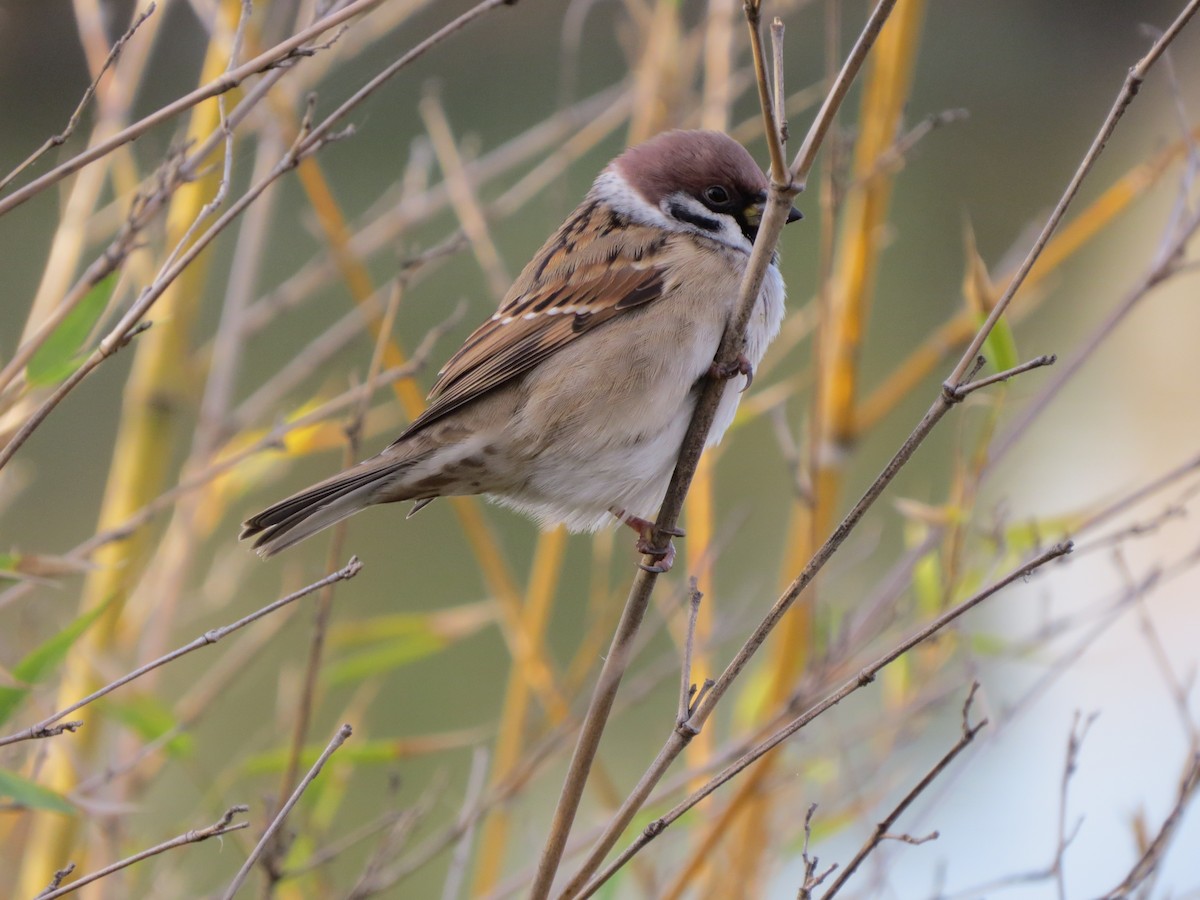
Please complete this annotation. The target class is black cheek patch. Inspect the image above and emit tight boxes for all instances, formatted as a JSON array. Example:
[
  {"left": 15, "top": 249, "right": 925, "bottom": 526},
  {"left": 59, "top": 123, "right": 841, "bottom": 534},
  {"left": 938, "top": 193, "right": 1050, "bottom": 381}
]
[{"left": 666, "top": 200, "right": 721, "bottom": 234}]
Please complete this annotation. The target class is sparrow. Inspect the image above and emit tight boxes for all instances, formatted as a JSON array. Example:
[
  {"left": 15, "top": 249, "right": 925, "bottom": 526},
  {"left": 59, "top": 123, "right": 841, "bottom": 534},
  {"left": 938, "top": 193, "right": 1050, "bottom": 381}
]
[{"left": 241, "top": 129, "right": 801, "bottom": 571}]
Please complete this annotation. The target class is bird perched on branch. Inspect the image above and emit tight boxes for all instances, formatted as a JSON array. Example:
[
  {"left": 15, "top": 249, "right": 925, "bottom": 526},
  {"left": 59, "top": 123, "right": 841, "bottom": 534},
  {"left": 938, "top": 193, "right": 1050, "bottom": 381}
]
[{"left": 242, "top": 129, "right": 801, "bottom": 571}]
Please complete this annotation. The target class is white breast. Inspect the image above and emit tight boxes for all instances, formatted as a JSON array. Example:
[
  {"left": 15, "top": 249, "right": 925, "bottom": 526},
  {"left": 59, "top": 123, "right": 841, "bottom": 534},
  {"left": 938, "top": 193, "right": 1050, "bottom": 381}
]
[{"left": 707, "top": 261, "right": 786, "bottom": 447}]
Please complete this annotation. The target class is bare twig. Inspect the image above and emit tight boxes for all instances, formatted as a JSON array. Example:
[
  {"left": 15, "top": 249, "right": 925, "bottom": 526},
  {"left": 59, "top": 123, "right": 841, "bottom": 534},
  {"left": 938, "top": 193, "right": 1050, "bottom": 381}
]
[
  {"left": 0, "top": 0, "right": 388, "bottom": 217},
  {"left": 35, "top": 806, "right": 249, "bottom": 899},
  {"left": 0, "top": 0, "right": 514, "bottom": 473},
  {"left": 574, "top": 544, "right": 1071, "bottom": 899},
  {"left": 34, "top": 863, "right": 76, "bottom": 898},
  {"left": 529, "top": 4, "right": 899, "bottom": 893},
  {"left": 0, "top": 4, "right": 158, "bottom": 194},
  {"left": 221, "top": 724, "right": 353, "bottom": 900},
  {"left": 791, "top": 0, "right": 900, "bottom": 184},
  {"left": 947, "top": 354, "right": 1057, "bottom": 400},
  {"left": 677, "top": 579, "right": 705, "bottom": 728},
  {"left": 796, "top": 804, "right": 836, "bottom": 900},
  {"left": 942, "top": 0, "right": 1200, "bottom": 390},
  {"left": 0, "top": 559, "right": 362, "bottom": 747},
  {"left": 819, "top": 683, "right": 988, "bottom": 898},
  {"left": 1100, "top": 753, "right": 1200, "bottom": 899},
  {"left": 1054, "top": 711, "right": 1098, "bottom": 900}
]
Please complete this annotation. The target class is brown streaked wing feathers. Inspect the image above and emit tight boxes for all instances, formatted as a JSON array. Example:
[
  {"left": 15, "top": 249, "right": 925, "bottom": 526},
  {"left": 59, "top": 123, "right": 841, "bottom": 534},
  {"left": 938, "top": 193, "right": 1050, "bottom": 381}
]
[{"left": 396, "top": 259, "right": 665, "bottom": 438}]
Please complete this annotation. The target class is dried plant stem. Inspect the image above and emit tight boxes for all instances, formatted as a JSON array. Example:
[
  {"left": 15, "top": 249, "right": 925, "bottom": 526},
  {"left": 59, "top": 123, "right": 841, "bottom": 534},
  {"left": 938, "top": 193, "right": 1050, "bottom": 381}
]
[
  {"left": 944, "top": 0, "right": 1200, "bottom": 388},
  {"left": 0, "top": 0, "right": 388, "bottom": 218},
  {"left": 13, "top": 16, "right": 251, "bottom": 889},
  {"left": 1100, "top": 753, "right": 1200, "bottom": 899},
  {"left": 34, "top": 806, "right": 249, "bottom": 900},
  {"left": 529, "top": 4, "right": 900, "bottom": 896},
  {"left": 221, "top": 723, "right": 353, "bottom": 900},
  {"left": 0, "top": 3, "right": 157, "bottom": 194},
  {"left": 0, "top": 559, "right": 361, "bottom": 748},
  {"left": 577, "top": 544, "right": 1071, "bottom": 898},
  {"left": 791, "top": 0, "right": 900, "bottom": 184},
  {"left": 819, "top": 684, "right": 987, "bottom": 898},
  {"left": 0, "top": 0, "right": 519, "bottom": 475},
  {"left": 715, "top": 3, "right": 926, "bottom": 890},
  {"left": 546, "top": 12, "right": 1200, "bottom": 869}
]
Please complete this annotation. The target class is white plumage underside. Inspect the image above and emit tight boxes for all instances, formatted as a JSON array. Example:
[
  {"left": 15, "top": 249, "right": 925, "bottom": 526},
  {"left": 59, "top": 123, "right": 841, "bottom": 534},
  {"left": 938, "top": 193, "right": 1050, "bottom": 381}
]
[{"left": 486, "top": 260, "right": 785, "bottom": 532}]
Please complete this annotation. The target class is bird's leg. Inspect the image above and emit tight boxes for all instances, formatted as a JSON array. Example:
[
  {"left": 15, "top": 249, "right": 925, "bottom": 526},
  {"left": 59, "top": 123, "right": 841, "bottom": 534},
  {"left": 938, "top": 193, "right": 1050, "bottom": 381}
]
[
  {"left": 611, "top": 509, "right": 685, "bottom": 573},
  {"left": 708, "top": 352, "right": 754, "bottom": 392}
]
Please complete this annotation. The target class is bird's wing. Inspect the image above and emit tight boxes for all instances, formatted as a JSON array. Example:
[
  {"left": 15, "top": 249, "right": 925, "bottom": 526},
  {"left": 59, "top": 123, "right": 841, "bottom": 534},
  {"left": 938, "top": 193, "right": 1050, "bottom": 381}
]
[{"left": 399, "top": 212, "right": 672, "bottom": 436}]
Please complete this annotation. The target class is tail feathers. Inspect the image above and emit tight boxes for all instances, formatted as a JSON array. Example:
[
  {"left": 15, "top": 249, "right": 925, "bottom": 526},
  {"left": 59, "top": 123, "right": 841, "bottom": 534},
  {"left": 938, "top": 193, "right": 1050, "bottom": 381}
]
[{"left": 241, "top": 458, "right": 413, "bottom": 557}]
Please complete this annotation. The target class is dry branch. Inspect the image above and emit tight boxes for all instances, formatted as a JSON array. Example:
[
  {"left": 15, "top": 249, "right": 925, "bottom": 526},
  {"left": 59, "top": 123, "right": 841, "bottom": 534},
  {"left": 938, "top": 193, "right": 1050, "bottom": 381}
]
[{"left": 0, "top": 559, "right": 361, "bottom": 748}]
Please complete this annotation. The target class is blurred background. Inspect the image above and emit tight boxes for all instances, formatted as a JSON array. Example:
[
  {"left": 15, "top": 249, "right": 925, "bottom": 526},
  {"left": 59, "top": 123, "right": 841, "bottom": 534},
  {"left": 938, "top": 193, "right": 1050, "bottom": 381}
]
[{"left": 1, "top": 0, "right": 1198, "bottom": 897}]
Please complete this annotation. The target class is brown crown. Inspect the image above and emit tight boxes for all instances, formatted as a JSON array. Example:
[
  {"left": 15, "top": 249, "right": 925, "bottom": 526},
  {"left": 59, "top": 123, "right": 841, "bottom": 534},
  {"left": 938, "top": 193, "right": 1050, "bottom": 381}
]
[{"left": 612, "top": 130, "right": 769, "bottom": 208}]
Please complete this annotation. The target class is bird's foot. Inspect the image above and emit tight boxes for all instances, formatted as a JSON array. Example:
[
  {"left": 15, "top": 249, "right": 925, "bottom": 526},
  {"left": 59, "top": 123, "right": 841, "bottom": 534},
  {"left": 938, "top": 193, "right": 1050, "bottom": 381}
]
[
  {"left": 708, "top": 353, "right": 754, "bottom": 392},
  {"left": 612, "top": 510, "right": 684, "bottom": 573}
]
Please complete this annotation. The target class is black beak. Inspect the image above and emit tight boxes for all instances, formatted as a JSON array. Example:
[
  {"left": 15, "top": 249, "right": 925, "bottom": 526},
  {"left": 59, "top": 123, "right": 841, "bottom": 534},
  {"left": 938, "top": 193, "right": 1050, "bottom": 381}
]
[{"left": 787, "top": 205, "right": 803, "bottom": 223}]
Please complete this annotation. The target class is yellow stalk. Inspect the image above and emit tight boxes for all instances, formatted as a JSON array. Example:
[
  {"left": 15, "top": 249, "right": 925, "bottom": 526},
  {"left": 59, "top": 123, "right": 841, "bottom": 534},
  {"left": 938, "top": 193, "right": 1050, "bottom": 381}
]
[
  {"left": 671, "top": 5, "right": 738, "bottom": 875},
  {"left": 700, "top": 2, "right": 928, "bottom": 892},
  {"left": 16, "top": 0, "right": 150, "bottom": 341},
  {"left": 856, "top": 127, "right": 1196, "bottom": 435},
  {"left": 628, "top": 0, "right": 685, "bottom": 142},
  {"left": 259, "top": 76, "right": 575, "bottom": 724},
  {"left": 15, "top": 5, "right": 241, "bottom": 891}
]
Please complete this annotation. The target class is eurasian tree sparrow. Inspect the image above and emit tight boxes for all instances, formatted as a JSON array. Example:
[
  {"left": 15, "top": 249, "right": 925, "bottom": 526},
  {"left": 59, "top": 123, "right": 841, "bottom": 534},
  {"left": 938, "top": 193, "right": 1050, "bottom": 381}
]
[{"left": 242, "top": 129, "right": 801, "bottom": 570}]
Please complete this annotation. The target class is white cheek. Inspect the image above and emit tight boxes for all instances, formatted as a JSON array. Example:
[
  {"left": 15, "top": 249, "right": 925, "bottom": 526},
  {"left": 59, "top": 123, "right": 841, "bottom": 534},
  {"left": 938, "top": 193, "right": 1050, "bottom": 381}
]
[
  {"left": 591, "top": 170, "right": 676, "bottom": 230},
  {"left": 659, "top": 193, "right": 753, "bottom": 255}
]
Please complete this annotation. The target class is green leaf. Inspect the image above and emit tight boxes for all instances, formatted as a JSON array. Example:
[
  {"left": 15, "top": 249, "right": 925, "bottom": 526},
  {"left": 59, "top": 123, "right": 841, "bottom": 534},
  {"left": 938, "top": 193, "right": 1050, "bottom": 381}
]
[
  {"left": 978, "top": 310, "right": 1019, "bottom": 375},
  {"left": 325, "top": 632, "right": 447, "bottom": 685},
  {"left": 0, "top": 768, "right": 75, "bottom": 814},
  {"left": 27, "top": 272, "right": 117, "bottom": 387},
  {"left": 102, "top": 694, "right": 193, "bottom": 758},
  {"left": 0, "top": 598, "right": 111, "bottom": 728},
  {"left": 12, "top": 598, "right": 111, "bottom": 687}
]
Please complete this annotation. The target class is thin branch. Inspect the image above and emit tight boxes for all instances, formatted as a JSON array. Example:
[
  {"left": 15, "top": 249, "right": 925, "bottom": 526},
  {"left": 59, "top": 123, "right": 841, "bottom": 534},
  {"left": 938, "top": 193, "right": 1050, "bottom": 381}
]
[
  {"left": 34, "top": 806, "right": 249, "bottom": 900},
  {"left": 819, "top": 683, "right": 988, "bottom": 898},
  {"left": 531, "top": 3, "right": 902, "bottom": 894},
  {"left": 1055, "top": 711, "right": 1098, "bottom": 900},
  {"left": 1100, "top": 753, "right": 1200, "bottom": 899},
  {"left": 0, "top": 0, "right": 389, "bottom": 218},
  {"left": 744, "top": 1, "right": 788, "bottom": 182},
  {"left": 791, "top": 0, "right": 900, "bottom": 184},
  {"left": 575, "top": 544, "right": 1071, "bottom": 899},
  {"left": 0, "top": 0, "right": 518, "bottom": 474},
  {"left": 946, "top": 354, "right": 1057, "bottom": 400},
  {"left": 221, "top": 724, "right": 353, "bottom": 900},
  {"left": 0, "top": 3, "right": 158, "bottom": 194},
  {"left": 677, "top": 579, "right": 705, "bottom": 728},
  {"left": 771, "top": 18, "right": 787, "bottom": 147},
  {"left": 796, "top": 804, "right": 837, "bottom": 900},
  {"left": 0, "top": 558, "right": 362, "bottom": 747},
  {"left": 942, "top": 0, "right": 1200, "bottom": 389}
]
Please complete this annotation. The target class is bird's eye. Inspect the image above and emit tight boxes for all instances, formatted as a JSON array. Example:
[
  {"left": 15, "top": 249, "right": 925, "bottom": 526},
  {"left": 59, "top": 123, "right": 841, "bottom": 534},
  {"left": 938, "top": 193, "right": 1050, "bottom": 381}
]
[{"left": 703, "top": 185, "right": 731, "bottom": 206}]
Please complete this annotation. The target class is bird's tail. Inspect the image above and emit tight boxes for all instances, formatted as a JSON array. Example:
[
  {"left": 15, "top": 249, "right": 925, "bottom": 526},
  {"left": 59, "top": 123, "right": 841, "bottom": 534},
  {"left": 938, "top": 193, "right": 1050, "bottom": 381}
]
[{"left": 240, "top": 456, "right": 417, "bottom": 557}]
